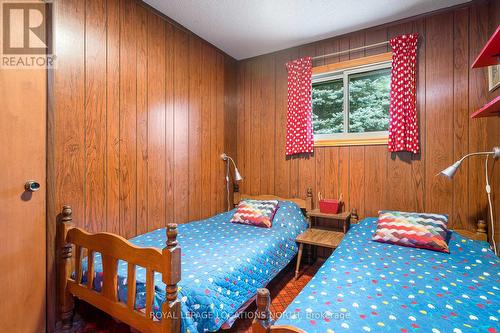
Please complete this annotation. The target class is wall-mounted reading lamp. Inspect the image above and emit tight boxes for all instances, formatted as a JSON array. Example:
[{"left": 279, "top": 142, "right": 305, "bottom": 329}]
[
  {"left": 438, "top": 146, "right": 500, "bottom": 255},
  {"left": 221, "top": 153, "right": 243, "bottom": 211}
]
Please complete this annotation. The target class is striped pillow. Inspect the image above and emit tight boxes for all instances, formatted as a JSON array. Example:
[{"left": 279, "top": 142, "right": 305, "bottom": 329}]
[
  {"left": 230, "top": 199, "right": 279, "bottom": 228},
  {"left": 372, "top": 210, "right": 450, "bottom": 253}
]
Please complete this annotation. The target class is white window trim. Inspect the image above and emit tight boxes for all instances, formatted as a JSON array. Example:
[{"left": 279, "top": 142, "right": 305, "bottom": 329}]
[{"left": 312, "top": 60, "right": 392, "bottom": 147}]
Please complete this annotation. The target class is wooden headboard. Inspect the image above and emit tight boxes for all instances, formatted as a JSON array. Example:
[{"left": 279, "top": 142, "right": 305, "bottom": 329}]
[
  {"left": 453, "top": 220, "right": 488, "bottom": 242},
  {"left": 233, "top": 185, "right": 313, "bottom": 212},
  {"left": 233, "top": 185, "right": 489, "bottom": 244}
]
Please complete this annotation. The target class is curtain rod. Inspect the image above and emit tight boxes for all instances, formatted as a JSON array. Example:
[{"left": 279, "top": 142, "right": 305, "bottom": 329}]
[{"left": 312, "top": 41, "right": 390, "bottom": 61}]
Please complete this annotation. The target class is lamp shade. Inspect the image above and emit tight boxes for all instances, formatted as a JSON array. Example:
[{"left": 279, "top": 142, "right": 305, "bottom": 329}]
[
  {"left": 439, "top": 160, "right": 462, "bottom": 179},
  {"left": 221, "top": 153, "right": 243, "bottom": 182},
  {"left": 234, "top": 167, "right": 243, "bottom": 182}
]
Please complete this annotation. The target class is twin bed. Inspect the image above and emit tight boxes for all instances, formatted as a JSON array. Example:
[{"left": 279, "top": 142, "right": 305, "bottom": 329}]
[
  {"left": 57, "top": 190, "right": 316, "bottom": 333},
  {"left": 254, "top": 218, "right": 499, "bottom": 333},
  {"left": 57, "top": 190, "right": 499, "bottom": 333}
]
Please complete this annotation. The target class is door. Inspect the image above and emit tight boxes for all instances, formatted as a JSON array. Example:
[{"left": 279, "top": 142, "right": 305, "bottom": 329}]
[{"left": 0, "top": 46, "right": 47, "bottom": 332}]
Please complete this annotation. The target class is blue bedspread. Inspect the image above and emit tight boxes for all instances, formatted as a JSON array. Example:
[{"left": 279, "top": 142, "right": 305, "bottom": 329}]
[
  {"left": 275, "top": 218, "right": 500, "bottom": 333},
  {"left": 82, "top": 201, "right": 307, "bottom": 332}
]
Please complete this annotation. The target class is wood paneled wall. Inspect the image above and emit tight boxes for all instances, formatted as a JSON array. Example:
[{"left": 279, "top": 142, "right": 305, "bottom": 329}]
[
  {"left": 236, "top": 1, "right": 498, "bottom": 236},
  {"left": 47, "top": 0, "right": 236, "bottom": 329}
]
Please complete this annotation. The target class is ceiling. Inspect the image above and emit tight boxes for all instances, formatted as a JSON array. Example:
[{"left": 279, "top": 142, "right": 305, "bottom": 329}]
[{"left": 144, "top": 0, "right": 470, "bottom": 60}]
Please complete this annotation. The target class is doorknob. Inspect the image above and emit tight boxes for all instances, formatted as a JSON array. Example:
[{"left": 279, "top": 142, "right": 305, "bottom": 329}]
[{"left": 25, "top": 180, "right": 41, "bottom": 192}]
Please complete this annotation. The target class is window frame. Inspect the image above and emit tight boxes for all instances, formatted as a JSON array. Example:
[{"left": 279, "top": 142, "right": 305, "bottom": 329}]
[{"left": 312, "top": 58, "right": 392, "bottom": 147}]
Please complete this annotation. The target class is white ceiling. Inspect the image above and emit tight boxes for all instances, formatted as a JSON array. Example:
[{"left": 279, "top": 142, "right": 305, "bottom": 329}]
[{"left": 144, "top": 0, "right": 470, "bottom": 60}]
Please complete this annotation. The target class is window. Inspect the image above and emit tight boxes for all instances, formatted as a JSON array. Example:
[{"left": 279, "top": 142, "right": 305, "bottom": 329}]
[{"left": 312, "top": 61, "right": 391, "bottom": 146}]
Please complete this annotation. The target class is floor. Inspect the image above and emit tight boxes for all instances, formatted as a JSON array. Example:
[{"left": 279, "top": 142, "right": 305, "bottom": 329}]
[{"left": 66, "top": 261, "right": 322, "bottom": 333}]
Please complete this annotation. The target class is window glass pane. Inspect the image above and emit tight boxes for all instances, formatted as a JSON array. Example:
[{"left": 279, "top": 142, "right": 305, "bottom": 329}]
[
  {"left": 348, "top": 68, "right": 390, "bottom": 133},
  {"left": 312, "top": 79, "right": 344, "bottom": 134}
]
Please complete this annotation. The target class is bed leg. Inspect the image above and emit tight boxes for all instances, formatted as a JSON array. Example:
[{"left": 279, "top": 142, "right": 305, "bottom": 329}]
[
  {"left": 295, "top": 244, "right": 303, "bottom": 280},
  {"left": 305, "top": 188, "right": 313, "bottom": 212},
  {"left": 350, "top": 208, "right": 359, "bottom": 224},
  {"left": 57, "top": 206, "right": 75, "bottom": 329},
  {"left": 162, "top": 224, "right": 181, "bottom": 332},
  {"left": 253, "top": 288, "right": 273, "bottom": 333}
]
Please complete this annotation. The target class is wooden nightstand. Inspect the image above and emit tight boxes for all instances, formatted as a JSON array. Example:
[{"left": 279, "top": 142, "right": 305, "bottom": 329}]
[
  {"left": 295, "top": 209, "right": 356, "bottom": 279},
  {"left": 306, "top": 209, "right": 352, "bottom": 231}
]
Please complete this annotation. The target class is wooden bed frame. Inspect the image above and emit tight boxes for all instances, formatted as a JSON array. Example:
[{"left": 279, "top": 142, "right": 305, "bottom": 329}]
[
  {"left": 57, "top": 189, "right": 315, "bottom": 333},
  {"left": 57, "top": 206, "right": 181, "bottom": 333},
  {"left": 232, "top": 185, "right": 313, "bottom": 212},
  {"left": 251, "top": 219, "right": 489, "bottom": 333}
]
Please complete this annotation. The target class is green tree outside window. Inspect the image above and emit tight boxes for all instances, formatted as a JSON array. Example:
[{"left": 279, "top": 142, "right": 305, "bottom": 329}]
[{"left": 312, "top": 67, "right": 391, "bottom": 135}]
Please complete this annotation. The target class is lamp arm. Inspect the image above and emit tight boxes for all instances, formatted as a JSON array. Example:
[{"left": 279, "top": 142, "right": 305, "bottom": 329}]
[
  {"left": 226, "top": 155, "right": 238, "bottom": 171},
  {"left": 222, "top": 154, "right": 241, "bottom": 211},
  {"left": 457, "top": 151, "right": 496, "bottom": 163}
]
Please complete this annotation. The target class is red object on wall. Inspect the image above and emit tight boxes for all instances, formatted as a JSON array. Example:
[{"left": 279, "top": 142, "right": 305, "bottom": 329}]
[
  {"left": 471, "top": 25, "right": 500, "bottom": 69},
  {"left": 470, "top": 25, "right": 500, "bottom": 118},
  {"left": 285, "top": 57, "right": 313, "bottom": 156},
  {"left": 319, "top": 199, "right": 341, "bottom": 214},
  {"left": 471, "top": 95, "right": 500, "bottom": 118},
  {"left": 388, "top": 33, "right": 420, "bottom": 154}
]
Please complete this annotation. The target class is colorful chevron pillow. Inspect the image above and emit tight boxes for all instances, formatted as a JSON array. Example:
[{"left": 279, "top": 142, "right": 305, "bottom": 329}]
[
  {"left": 230, "top": 199, "right": 279, "bottom": 228},
  {"left": 372, "top": 210, "right": 450, "bottom": 253}
]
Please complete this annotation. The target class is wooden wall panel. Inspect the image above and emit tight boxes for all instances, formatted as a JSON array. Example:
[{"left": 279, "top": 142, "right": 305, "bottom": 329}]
[
  {"left": 147, "top": 12, "right": 166, "bottom": 231},
  {"left": 119, "top": 0, "right": 138, "bottom": 238},
  {"left": 235, "top": 2, "right": 496, "bottom": 233},
  {"left": 209, "top": 46, "right": 219, "bottom": 215},
  {"left": 224, "top": 55, "right": 238, "bottom": 211},
  {"left": 274, "top": 50, "right": 291, "bottom": 197},
  {"left": 363, "top": 28, "right": 389, "bottom": 217},
  {"left": 338, "top": 147, "right": 350, "bottom": 210},
  {"left": 249, "top": 59, "right": 262, "bottom": 195},
  {"left": 468, "top": 4, "right": 490, "bottom": 226},
  {"left": 349, "top": 147, "right": 365, "bottom": 217},
  {"left": 136, "top": 6, "right": 148, "bottom": 235},
  {"left": 84, "top": 0, "right": 107, "bottom": 233},
  {"left": 425, "top": 13, "right": 454, "bottom": 215},
  {"left": 324, "top": 147, "right": 340, "bottom": 200},
  {"left": 188, "top": 37, "right": 202, "bottom": 221},
  {"left": 452, "top": 8, "right": 470, "bottom": 230},
  {"left": 48, "top": 0, "right": 237, "bottom": 328},
  {"left": 216, "top": 53, "right": 227, "bottom": 212},
  {"left": 173, "top": 29, "right": 195, "bottom": 222},
  {"left": 105, "top": 0, "right": 121, "bottom": 235},
  {"left": 261, "top": 54, "right": 276, "bottom": 195},
  {"left": 164, "top": 23, "right": 175, "bottom": 226},
  {"left": 201, "top": 42, "right": 214, "bottom": 216}
]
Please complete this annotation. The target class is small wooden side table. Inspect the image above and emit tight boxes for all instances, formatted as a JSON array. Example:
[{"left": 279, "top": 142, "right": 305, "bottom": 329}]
[
  {"left": 295, "top": 209, "right": 352, "bottom": 279},
  {"left": 306, "top": 209, "right": 351, "bottom": 231}
]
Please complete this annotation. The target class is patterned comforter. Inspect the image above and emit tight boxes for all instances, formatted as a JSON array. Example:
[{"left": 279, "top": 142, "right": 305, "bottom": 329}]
[
  {"left": 275, "top": 218, "right": 500, "bottom": 333},
  {"left": 82, "top": 201, "right": 308, "bottom": 332}
]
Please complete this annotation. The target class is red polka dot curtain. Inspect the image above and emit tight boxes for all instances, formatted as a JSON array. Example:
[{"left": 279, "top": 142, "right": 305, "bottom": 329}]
[
  {"left": 388, "top": 33, "right": 420, "bottom": 154},
  {"left": 285, "top": 57, "right": 313, "bottom": 156}
]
